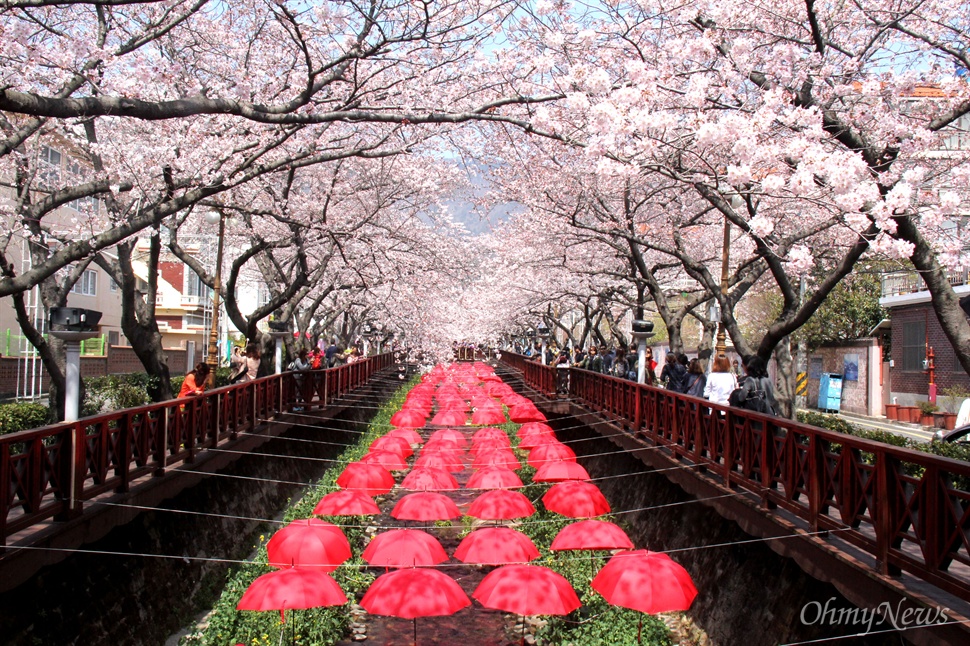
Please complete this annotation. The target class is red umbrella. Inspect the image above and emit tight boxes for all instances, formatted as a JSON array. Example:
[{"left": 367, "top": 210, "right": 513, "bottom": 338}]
[
  {"left": 313, "top": 490, "right": 381, "bottom": 516},
  {"left": 517, "top": 432, "right": 557, "bottom": 451},
  {"left": 431, "top": 410, "right": 467, "bottom": 426},
  {"left": 387, "top": 427, "right": 424, "bottom": 445},
  {"left": 508, "top": 404, "right": 545, "bottom": 424},
  {"left": 422, "top": 438, "right": 464, "bottom": 454},
  {"left": 362, "top": 529, "right": 448, "bottom": 568},
  {"left": 550, "top": 520, "right": 633, "bottom": 551},
  {"left": 517, "top": 422, "right": 554, "bottom": 438},
  {"left": 472, "top": 407, "right": 507, "bottom": 425},
  {"left": 361, "top": 568, "right": 471, "bottom": 645},
  {"left": 237, "top": 568, "right": 347, "bottom": 622},
  {"left": 402, "top": 467, "right": 460, "bottom": 491},
  {"left": 466, "top": 466, "right": 523, "bottom": 490},
  {"left": 593, "top": 550, "right": 698, "bottom": 642},
  {"left": 392, "top": 492, "right": 462, "bottom": 521},
  {"left": 473, "top": 565, "right": 580, "bottom": 616},
  {"left": 472, "top": 427, "right": 509, "bottom": 443},
  {"left": 428, "top": 428, "right": 468, "bottom": 448},
  {"left": 542, "top": 481, "right": 611, "bottom": 518},
  {"left": 469, "top": 437, "right": 511, "bottom": 457},
  {"left": 472, "top": 448, "right": 521, "bottom": 471},
  {"left": 467, "top": 489, "right": 535, "bottom": 520},
  {"left": 414, "top": 451, "right": 464, "bottom": 473},
  {"left": 371, "top": 435, "right": 413, "bottom": 458},
  {"left": 391, "top": 409, "right": 427, "bottom": 429},
  {"left": 454, "top": 527, "right": 539, "bottom": 565},
  {"left": 336, "top": 462, "right": 395, "bottom": 496},
  {"left": 534, "top": 461, "right": 590, "bottom": 482},
  {"left": 527, "top": 443, "right": 577, "bottom": 468},
  {"left": 361, "top": 449, "right": 409, "bottom": 471},
  {"left": 266, "top": 519, "right": 351, "bottom": 571}
]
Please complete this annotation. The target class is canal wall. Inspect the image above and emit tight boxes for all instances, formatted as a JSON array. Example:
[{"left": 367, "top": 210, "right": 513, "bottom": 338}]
[{"left": 0, "top": 377, "right": 401, "bottom": 646}]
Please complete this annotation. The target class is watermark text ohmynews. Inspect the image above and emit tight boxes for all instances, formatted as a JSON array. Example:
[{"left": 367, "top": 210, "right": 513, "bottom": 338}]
[{"left": 801, "top": 598, "right": 948, "bottom": 634}]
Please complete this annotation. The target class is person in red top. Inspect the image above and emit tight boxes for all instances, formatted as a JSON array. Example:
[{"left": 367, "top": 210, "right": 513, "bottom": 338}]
[{"left": 179, "top": 362, "right": 211, "bottom": 398}]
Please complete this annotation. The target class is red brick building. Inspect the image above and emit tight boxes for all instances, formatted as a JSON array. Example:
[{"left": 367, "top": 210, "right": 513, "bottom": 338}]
[{"left": 879, "top": 270, "right": 970, "bottom": 406}]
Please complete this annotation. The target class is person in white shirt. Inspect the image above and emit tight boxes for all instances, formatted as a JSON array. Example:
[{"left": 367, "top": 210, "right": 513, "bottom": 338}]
[{"left": 704, "top": 354, "right": 737, "bottom": 406}]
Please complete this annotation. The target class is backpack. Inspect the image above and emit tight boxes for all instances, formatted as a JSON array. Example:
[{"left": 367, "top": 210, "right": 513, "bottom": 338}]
[{"left": 729, "top": 376, "right": 776, "bottom": 415}]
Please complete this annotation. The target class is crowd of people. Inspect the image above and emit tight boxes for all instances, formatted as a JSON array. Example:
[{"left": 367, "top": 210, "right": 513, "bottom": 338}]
[
  {"left": 522, "top": 342, "right": 778, "bottom": 415},
  {"left": 178, "top": 336, "right": 371, "bottom": 400}
]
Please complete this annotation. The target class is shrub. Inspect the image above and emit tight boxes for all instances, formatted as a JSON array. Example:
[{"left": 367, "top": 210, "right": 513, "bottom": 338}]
[
  {"left": 796, "top": 411, "right": 858, "bottom": 436},
  {"left": 0, "top": 402, "right": 51, "bottom": 436},
  {"left": 82, "top": 374, "right": 151, "bottom": 416}
]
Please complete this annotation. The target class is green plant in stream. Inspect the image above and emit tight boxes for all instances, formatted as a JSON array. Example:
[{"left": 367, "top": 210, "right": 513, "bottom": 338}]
[{"left": 181, "top": 375, "right": 419, "bottom": 646}]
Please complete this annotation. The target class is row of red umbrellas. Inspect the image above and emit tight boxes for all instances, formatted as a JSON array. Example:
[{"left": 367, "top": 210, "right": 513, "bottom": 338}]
[{"left": 235, "top": 362, "right": 697, "bottom": 642}]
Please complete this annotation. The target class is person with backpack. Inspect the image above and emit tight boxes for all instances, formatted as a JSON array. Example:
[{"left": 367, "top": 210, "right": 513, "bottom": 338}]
[{"left": 730, "top": 355, "right": 779, "bottom": 415}]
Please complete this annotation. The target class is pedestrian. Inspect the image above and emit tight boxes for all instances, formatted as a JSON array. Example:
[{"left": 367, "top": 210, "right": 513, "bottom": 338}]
[
  {"left": 582, "top": 346, "right": 604, "bottom": 373},
  {"left": 685, "top": 358, "right": 707, "bottom": 398},
  {"left": 660, "top": 352, "right": 688, "bottom": 392},
  {"left": 554, "top": 349, "right": 571, "bottom": 394},
  {"left": 704, "top": 354, "right": 737, "bottom": 406},
  {"left": 603, "top": 346, "right": 615, "bottom": 374},
  {"left": 288, "top": 348, "right": 311, "bottom": 372},
  {"left": 326, "top": 338, "right": 339, "bottom": 367},
  {"left": 731, "top": 356, "right": 779, "bottom": 415},
  {"left": 573, "top": 346, "right": 587, "bottom": 367},
  {"left": 230, "top": 342, "right": 261, "bottom": 383},
  {"left": 178, "top": 362, "right": 211, "bottom": 398},
  {"left": 288, "top": 348, "right": 311, "bottom": 409}
]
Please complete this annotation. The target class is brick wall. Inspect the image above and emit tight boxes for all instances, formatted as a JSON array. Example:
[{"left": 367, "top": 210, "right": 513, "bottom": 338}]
[
  {"left": 890, "top": 303, "right": 970, "bottom": 400},
  {"left": 0, "top": 345, "right": 187, "bottom": 397},
  {"left": 806, "top": 339, "right": 878, "bottom": 416},
  {"left": 159, "top": 260, "right": 183, "bottom": 293}
]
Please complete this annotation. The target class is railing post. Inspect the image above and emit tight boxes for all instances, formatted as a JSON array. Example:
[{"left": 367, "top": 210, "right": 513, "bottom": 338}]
[
  {"left": 0, "top": 442, "right": 8, "bottom": 546},
  {"left": 115, "top": 413, "right": 132, "bottom": 493},
  {"left": 875, "top": 454, "right": 903, "bottom": 576},
  {"left": 56, "top": 423, "right": 85, "bottom": 520},
  {"left": 153, "top": 408, "right": 168, "bottom": 476},
  {"left": 723, "top": 409, "right": 734, "bottom": 485},
  {"left": 808, "top": 433, "right": 824, "bottom": 533}
]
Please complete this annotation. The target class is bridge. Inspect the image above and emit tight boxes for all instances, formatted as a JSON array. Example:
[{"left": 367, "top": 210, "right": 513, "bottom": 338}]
[
  {"left": 0, "top": 354, "right": 396, "bottom": 590},
  {"left": 2, "top": 352, "right": 969, "bottom": 644},
  {"left": 500, "top": 352, "right": 970, "bottom": 645}
]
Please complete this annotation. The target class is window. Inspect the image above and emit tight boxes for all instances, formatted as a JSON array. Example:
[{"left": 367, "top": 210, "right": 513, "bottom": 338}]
[
  {"left": 38, "top": 146, "right": 61, "bottom": 188},
  {"left": 71, "top": 269, "right": 98, "bottom": 296},
  {"left": 109, "top": 277, "right": 119, "bottom": 292},
  {"left": 184, "top": 313, "right": 207, "bottom": 327},
  {"left": 184, "top": 268, "right": 209, "bottom": 299},
  {"left": 901, "top": 321, "right": 926, "bottom": 371},
  {"left": 257, "top": 285, "right": 273, "bottom": 307},
  {"left": 108, "top": 331, "right": 119, "bottom": 346}
]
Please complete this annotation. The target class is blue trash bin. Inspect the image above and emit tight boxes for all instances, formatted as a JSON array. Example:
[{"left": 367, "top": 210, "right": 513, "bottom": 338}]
[{"left": 818, "top": 373, "right": 844, "bottom": 413}]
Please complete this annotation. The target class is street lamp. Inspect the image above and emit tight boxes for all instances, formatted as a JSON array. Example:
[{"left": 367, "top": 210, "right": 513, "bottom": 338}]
[
  {"left": 715, "top": 193, "right": 743, "bottom": 357},
  {"left": 204, "top": 210, "right": 226, "bottom": 388},
  {"left": 631, "top": 319, "right": 655, "bottom": 384}
]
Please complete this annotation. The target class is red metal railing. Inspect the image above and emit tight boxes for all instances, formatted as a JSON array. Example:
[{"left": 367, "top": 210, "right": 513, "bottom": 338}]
[
  {"left": 0, "top": 353, "right": 395, "bottom": 545},
  {"left": 502, "top": 353, "right": 970, "bottom": 603}
]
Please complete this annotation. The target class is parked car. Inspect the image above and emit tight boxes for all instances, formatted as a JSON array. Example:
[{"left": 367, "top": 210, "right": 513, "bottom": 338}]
[{"left": 933, "top": 424, "right": 970, "bottom": 444}]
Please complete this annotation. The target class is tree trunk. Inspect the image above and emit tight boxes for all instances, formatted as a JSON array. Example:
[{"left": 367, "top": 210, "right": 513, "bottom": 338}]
[{"left": 772, "top": 339, "right": 796, "bottom": 419}]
